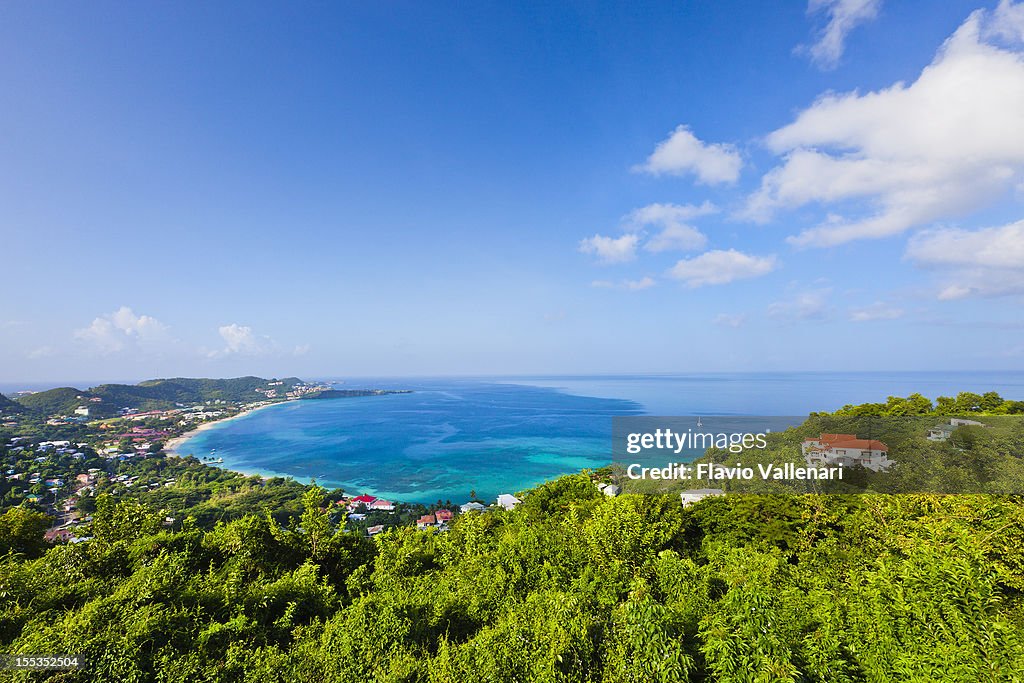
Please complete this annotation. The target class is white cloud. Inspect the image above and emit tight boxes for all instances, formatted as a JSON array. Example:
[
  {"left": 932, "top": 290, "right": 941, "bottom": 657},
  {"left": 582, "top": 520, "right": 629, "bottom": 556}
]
[
  {"left": 712, "top": 313, "right": 747, "bottom": 328},
  {"left": 624, "top": 276, "right": 656, "bottom": 290},
  {"left": 634, "top": 126, "right": 742, "bottom": 184},
  {"left": 745, "top": 4, "right": 1024, "bottom": 247},
  {"left": 906, "top": 220, "right": 1024, "bottom": 298},
  {"left": 27, "top": 346, "right": 56, "bottom": 359},
  {"left": 906, "top": 220, "right": 1024, "bottom": 268},
  {"left": 579, "top": 233, "right": 640, "bottom": 264},
  {"left": 629, "top": 202, "right": 716, "bottom": 253},
  {"left": 591, "top": 277, "right": 656, "bottom": 291},
  {"left": 668, "top": 249, "right": 778, "bottom": 287},
  {"left": 629, "top": 201, "right": 717, "bottom": 225},
  {"left": 849, "top": 302, "right": 904, "bottom": 321},
  {"left": 988, "top": 0, "right": 1024, "bottom": 42},
  {"left": 768, "top": 289, "right": 831, "bottom": 321},
  {"left": 74, "top": 306, "right": 170, "bottom": 353},
  {"left": 645, "top": 225, "right": 706, "bottom": 252},
  {"left": 214, "top": 324, "right": 266, "bottom": 356},
  {"left": 803, "top": 0, "right": 882, "bottom": 69}
]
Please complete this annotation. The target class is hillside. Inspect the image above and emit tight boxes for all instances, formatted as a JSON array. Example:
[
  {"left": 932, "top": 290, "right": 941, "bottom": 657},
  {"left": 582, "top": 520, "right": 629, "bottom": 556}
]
[
  {"left": 0, "top": 392, "right": 23, "bottom": 414},
  {"left": 14, "top": 386, "right": 94, "bottom": 416},
  {"left": 136, "top": 376, "right": 305, "bottom": 403},
  {"left": 14, "top": 376, "right": 306, "bottom": 417},
  {"left": 2, "top": 478, "right": 1022, "bottom": 680}
]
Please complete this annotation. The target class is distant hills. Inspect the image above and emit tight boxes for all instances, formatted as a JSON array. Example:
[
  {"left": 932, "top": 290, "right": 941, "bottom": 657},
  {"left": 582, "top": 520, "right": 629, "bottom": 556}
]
[
  {"left": 13, "top": 376, "right": 305, "bottom": 418},
  {"left": 0, "top": 393, "right": 23, "bottom": 414}
]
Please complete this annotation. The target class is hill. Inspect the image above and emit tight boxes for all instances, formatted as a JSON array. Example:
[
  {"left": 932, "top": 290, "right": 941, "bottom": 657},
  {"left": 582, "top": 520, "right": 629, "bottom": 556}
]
[
  {"left": 14, "top": 376, "right": 307, "bottom": 417},
  {"left": 2, "top": 478, "right": 1022, "bottom": 680},
  {"left": 0, "top": 392, "right": 23, "bottom": 415},
  {"left": 14, "top": 387, "right": 94, "bottom": 416}
]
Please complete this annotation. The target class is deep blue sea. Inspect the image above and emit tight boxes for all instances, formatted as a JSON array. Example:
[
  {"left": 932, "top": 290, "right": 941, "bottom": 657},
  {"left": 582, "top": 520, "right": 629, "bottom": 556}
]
[{"left": 166, "top": 372, "right": 1024, "bottom": 504}]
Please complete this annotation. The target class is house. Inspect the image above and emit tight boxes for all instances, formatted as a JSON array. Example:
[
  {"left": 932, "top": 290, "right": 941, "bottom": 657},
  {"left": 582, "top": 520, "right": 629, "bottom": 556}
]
[
  {"left": 801, "top": 433, "right": 892, "bottom": 471},
  {"left": 369, "top": 499, "right": 395, "bottom": 511},
  {"left": 927, "top": 418, "right": 985, "bottom": 442},
  {"left": 434, "top": 509, "right": 453, "bottom": 523},
  {"left": 44, "top": 529, "right": 74, "bottom": 543},
  {"left": 350, "top": 494, "right": 378, "bottom": 509},
  {"left": 417, "top": 514, "right": 436, "bottom": 528},
  {"left": 597, "top": 483, "right": 621, "bottom": 497},
  {"left": 367, "top": 525, "right": 385, "bottom": 536},
  {"left": 680, "top": 488, "right": 725, "bottom": 507},
  {"left": 460, "top": 501, "right": 486, "bottom": 513},
  {"left": 74, "top": 406, "right": 89, "bottom": 417},
  {"left": 496, "top": 494, "right": 521, "bottom": 510}
]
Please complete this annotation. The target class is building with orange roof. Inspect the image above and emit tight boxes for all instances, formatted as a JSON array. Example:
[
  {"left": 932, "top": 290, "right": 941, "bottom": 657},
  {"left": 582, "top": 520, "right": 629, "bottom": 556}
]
[{"left": 801, "top": 433, "right": 892, "bottom": 471}]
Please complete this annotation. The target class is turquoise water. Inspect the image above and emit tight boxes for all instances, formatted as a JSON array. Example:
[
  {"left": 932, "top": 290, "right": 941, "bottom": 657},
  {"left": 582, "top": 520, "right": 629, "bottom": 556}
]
[{"left": 172, "top": 372, "right": 1024, "bottom": 503}]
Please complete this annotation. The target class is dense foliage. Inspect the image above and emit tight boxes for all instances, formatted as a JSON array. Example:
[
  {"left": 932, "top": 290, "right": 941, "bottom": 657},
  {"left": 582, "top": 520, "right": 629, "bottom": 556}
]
[
  {"left": 1, "top": 476, "right": 1022, "bottom": 681},
  {"left": 0, "top": 394, "right": 23, "bottom": 415},
  {"left": 829, "top": 391, "right": 1024, "bottom": 416}
]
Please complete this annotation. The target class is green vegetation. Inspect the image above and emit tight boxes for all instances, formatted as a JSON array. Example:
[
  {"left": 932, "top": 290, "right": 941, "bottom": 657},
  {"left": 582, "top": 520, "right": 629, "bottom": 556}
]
[
  {"left": 0, "top": 394, "right": 23, "bottom": 415},
  {"left": 830, "top": 390, "right": 1024, "bottom": 416},
  {"left": 623, "top": 411, "right": 1024, "bottom": 496},
  {"left": 13, "top": 377, "right": 307, "bottom": 418},
  {"left": 1, "top": 389, "right": 1023, "bottom": 680},
  {"left": 1, "top": 478, "right": 1022, "bottom": 681},
  {"left": 13, "top": 388, "right": 90, "bottom": 418}
]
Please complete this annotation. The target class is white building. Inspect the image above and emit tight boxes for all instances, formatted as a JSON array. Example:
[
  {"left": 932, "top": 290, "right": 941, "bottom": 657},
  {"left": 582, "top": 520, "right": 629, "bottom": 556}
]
[
  {"left": 680, "top": 488, "right": 724, "bottom": 507},
  {"left": 927, "top": 418, "right": 985, "bottom": 441},
  {"left": 74, "top": 406, "right": 90, "bottom": 417},
  {"left": 801, "top": 433, "right": 892, "bottom": 471},
  {"left": 460, "top": 501, "right": 486, "bottom": 513},
  {"left": 496, "top": 493, "right": 521, "bottom": 510}
]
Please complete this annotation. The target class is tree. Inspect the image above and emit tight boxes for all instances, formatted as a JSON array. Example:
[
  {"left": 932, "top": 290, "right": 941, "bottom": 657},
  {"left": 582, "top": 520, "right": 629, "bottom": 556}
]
[
  {"left": 300, "top": 486, "right": 333, "bottom": 562},
  {"left": 0, "top": 506, "right": 50, "bottom": 557},
  {"left": 980, "top": 391, "right": 1004, "bottom": 412},
  {"left": 955, "top": 392, "right": 984, "bottom": 413},
  {"left": 90, "top": 494, "right": 164, "bottom": 543}
]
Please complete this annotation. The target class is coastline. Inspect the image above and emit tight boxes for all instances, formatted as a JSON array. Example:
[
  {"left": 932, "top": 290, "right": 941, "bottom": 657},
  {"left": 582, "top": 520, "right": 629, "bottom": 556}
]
[{"left": 163, "top": 400, "right": 289, "bottom": 458}]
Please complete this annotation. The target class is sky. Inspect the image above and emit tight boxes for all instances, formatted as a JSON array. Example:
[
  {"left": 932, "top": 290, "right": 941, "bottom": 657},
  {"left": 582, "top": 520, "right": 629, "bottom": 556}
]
[{"left": 2, "top": 0, "right": 1024, "bottom": 383}]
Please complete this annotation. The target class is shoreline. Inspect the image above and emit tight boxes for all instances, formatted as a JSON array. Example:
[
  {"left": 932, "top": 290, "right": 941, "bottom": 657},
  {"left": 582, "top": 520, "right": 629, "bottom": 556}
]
[{"left": 163, "top": 400, "right": 290, "bottom": 457}]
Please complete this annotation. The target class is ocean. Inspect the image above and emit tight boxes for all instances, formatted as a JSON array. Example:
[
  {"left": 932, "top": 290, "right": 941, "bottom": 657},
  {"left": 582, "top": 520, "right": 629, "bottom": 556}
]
[{"left": 168, "top": 372, "right": 1024, "bottom": 504}]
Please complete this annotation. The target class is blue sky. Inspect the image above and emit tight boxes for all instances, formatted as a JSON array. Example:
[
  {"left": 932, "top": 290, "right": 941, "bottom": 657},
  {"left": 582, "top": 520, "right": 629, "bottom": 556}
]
[{"left": 2, "top": 0, "right": 1023, "bottom": 382}]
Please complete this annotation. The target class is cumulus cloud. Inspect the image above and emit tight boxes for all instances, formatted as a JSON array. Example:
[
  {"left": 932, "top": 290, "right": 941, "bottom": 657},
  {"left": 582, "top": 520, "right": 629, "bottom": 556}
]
[
  {"left": 849, "top": 302, "right": 904, "bottom": 321},
  {"left": 802, "top": 0, "right": 882, "bottom": 69},
  {"left": 906, "top": 219, "right": 1024, "bottom": 298},
  {"left": 74, "top": 307, "right": 170, "bottom": 353},
  {"left": 591, "top": 277, "right": 656, "bottom": 291},
  {"left": 213, "top": 324, "right": 267, "bottom": 356},
  {"left": 628, "top": 201, "right": 716, "bottom": 253},
  {"left": 579, "top": 233, "right": 640, "bottom": 264},
  {"left": 745, "top": 3, "right": 1024, "bottom": 247},
  {"left": 768, "top": 289, "right": 832, "bottom": 321},
  {"left": 668, "top": 250, "right": 778, "bottom": 287},
  {"left": 634, "top": 126, "right": 742, "bottom": 184},
  {"left": 988, "top": 0, "right": 1024, "bottom": 42},
  {"left": 712, "top": 313, "right": 747, "bottom": 328}
]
